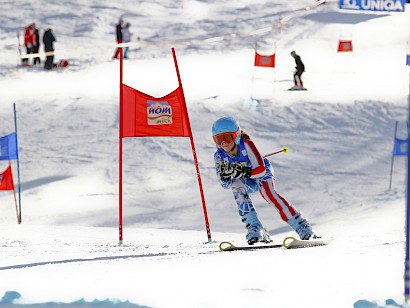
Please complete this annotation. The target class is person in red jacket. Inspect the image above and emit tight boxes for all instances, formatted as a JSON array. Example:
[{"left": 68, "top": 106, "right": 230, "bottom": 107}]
[{"left": 23, "top": 23, "right": 36, "bottom": 66}]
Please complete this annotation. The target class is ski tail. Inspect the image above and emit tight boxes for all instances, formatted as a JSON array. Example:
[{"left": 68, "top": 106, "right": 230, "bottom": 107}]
[
  {"left": 17, "top": 31, "right": 27, "bottom": 65},
  {"left": 17, "top": 32, "right": 22, "bottom": 56},
  {"left": 219, "top": 237, "right": 333, "bottom": 251}
]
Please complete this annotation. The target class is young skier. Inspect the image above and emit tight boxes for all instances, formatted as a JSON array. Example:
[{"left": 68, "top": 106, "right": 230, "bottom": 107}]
[{"left": 212, "top": 116, "right": 318, "bottom": 245}]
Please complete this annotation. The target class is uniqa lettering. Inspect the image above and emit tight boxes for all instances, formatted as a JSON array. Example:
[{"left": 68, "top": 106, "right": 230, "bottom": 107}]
[{"left": 361, "top": 0, "right": 404, "bottom": 11}]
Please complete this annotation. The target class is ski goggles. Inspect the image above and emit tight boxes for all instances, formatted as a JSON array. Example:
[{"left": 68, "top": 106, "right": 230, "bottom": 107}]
[{"left": 213, "top": 132, "right": 238, "bottom": 146}]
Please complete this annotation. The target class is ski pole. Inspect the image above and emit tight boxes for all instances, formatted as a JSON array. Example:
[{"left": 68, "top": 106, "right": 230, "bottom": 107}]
[{"left": 263, "top": 146, "right": 288, "bottom": 158}]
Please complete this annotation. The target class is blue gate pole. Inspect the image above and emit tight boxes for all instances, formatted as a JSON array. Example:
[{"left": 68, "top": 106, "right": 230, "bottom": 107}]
[
  {"left": 13, "top": 103, "right": 22, "bottom": 224},
  {"left": 405, "top": 61, "right": 410, "bottom": 304}
]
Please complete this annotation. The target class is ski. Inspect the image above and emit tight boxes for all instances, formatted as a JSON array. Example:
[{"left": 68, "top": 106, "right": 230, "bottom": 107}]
[
  {"left": 286, "top": 0, "right": 327, "bottom": 17},
  {"left": 219, "top": 236, "right": 333, "bottom": 251},
  {"left": 283, "top": 236, "right": 333, "bottom": 249},
  {"left": 17, "top": 32, "right": 22, "bottom": 57},
  {"left": 288, "top": 86, "right": 307, "bottom": 91},
  {"left": 306, "top": 0, "right": 327, "bottom": 10},
  {"left": 17, "top": 32, "right": 28, "bottom": 66},
  {"left": 219, "top": 241, "right": 282, "bottom": 251}
]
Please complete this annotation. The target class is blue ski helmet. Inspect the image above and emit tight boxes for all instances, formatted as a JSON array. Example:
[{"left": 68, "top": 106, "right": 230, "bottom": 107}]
[{"left": 212, "top": 117, "right": 241, "bottom": 145}]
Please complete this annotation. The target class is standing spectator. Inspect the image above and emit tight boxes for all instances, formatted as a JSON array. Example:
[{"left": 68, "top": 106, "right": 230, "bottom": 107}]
[
  {"left": 112, "top": 19, "right": 123, "bottom": 59},
  {"left": 23, "top": 23, "right": 36, "bottom": 66},
  {"left": 33, "top": 25, "right": 41, "bottom": 65},
  {"left": 43, "top": 28, "right": 56, "bottom": 70},
  {"left": 122, "top": 22, "right": 132, "bottom": 59},
  {"left": 290, "top": 50, "right": 305, "bottom": 88}
]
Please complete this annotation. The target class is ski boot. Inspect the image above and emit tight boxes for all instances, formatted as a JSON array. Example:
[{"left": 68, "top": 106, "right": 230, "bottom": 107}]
[
  {"left": 241, "top": 211, "right": 271, "bottom": 245},
  {"left": 287, "top": 213, "right": 319, "bottom": 240}
]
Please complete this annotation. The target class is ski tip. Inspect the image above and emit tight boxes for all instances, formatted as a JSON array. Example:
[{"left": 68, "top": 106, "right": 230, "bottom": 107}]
[
  {"left": 219, "top": 241, "right": 236, "bottom": 251},
  {"left": 283, "top": 236, "right": 298, "bottom": 249},
  {"left": 283, "top": 236, "right": 333, "bottom": 249}
]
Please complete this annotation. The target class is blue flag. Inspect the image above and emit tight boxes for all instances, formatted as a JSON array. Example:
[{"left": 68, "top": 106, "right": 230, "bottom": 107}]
[
  {"left": 393, "top": 138, "right": 408, "bottom": 156},
  {"left": 407, "top": 54, "right": 410, "bottom": 66},
  {"left": 0, "top": 133, "right": 18, "bottom": 160}
]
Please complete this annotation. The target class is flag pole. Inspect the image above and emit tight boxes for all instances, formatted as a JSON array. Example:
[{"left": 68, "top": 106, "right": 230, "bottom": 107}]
[
  {"left": 171, "top": 48, "right": 212, "bottom": 242},
  {"left": 119, "top": 45, "right": 124, "bottom": 245},
  {"left": 273, "top": 41, "right": 277, "bottom": 103},
  {"left": 13, "top": 103, "right": 22, "bottom": 224},
  {"left": 251, "top": 42, "right": 256, "bottom": 99},
  {"left": 405, "top": 44, "right": 410, "bottom": 304},
  {"left": 389, "top": 120, "right": 398, "bottom": 190},
  {"left": 8, "top": 161, "right": 19, "bottom": 223}
]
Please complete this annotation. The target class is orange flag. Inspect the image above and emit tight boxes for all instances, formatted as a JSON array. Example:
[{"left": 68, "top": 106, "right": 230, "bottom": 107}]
[
  {"left": 0, "top": 165, "right": 14, "bottom": 190},
  {"left": 121, "top": 84, "right": 191, "bottom": 138},
  {"left": 254, "top": 52, "right": 275, "bottom": 68},
  {"left": 337, "top": 40, "right": 353, "bottom": 52}
]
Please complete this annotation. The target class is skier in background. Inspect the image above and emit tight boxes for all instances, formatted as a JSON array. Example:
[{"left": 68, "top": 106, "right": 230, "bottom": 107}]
[
  {"left": 112, "top": 18, "right": 123, "bottom": 59},
  {"left": 43, "top": 28, "right": 56, "bottom": 70},
  {"left": 23, "top": 23, "right": 36, "bottom": 66},
  {"left": 212, "top": 116, "right": 318, "bottom": 245},
  {"left": 122, "top": 22, "right": 132, "bottom": 59},
  {"left": 290, "top": 50, "right": 305, "bottom": 88}
]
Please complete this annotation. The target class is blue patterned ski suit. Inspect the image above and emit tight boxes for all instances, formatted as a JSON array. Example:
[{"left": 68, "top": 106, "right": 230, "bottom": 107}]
[{"left": 213, "top": 136, "right": 298, "bottom": 221}]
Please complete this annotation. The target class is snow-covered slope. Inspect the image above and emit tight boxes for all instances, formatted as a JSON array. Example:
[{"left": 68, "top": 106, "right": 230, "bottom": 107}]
[{"left": 0, "top": 0, "right": 409, "bottom": 307}]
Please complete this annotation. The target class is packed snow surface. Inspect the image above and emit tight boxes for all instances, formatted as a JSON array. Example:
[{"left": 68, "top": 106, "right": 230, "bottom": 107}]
[{"left": 0, "top": 0, "right": 409, "bottom": 307}]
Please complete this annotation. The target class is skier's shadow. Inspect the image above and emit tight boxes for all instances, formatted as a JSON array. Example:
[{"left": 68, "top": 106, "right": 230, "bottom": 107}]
[
  {"left": 0, "top": 252, "right": 174, "bottom": 271},
  {"left": 20, "top": 176, "right": 71, "bottom": 191}
]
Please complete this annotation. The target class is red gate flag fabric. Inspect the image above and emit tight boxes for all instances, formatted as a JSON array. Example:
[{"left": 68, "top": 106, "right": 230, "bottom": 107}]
[
  {"left": 0, "top": 165, "right": 14, "bottom": 190},
  {"left": 121, "top": 84, "right": 191, "bottom": 138},
  {"left": 337, "top": 40, "right": 353, "bottom": 52},
  {"left": 254, "top": 52, "right": 275, "bottom": 68}
]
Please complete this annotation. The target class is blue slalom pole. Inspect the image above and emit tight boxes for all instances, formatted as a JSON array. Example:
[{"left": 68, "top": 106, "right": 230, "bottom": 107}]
[
  {"left": 406, "top": 118, "right": 410, "bottom": 303},
  {"left": 405, "top": 61, "right": 410, "bottom": 304},
  {"left": 13, "top": 103, "right": 22, "bottom": 224}
]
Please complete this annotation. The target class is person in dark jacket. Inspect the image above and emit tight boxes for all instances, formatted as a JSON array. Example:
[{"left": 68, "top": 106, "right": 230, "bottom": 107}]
[
  {"left": 33, "top": 26, "right": 41, "bottom": 65},
  {"left": 43, "top": 28, "right": 56, "bottom": 70},
  {"left": 112, "top": 19, "right": 123, "bottom": 59},
  {"left": 290, "top": 51, "right": 305, "bottom": 87}
]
